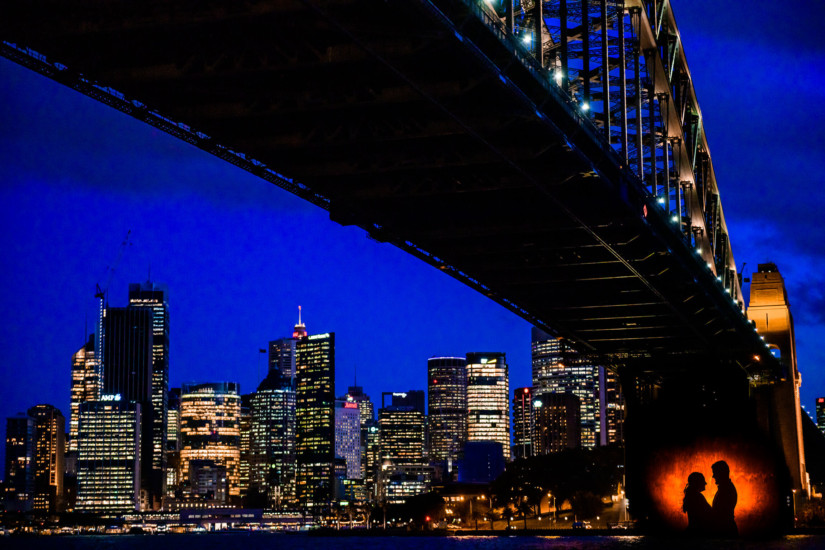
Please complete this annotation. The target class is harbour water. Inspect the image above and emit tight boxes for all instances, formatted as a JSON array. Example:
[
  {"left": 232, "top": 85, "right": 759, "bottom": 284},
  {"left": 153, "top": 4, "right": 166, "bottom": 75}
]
[{"left": 2, "top": 533, "right": 825, "bottom": 550}]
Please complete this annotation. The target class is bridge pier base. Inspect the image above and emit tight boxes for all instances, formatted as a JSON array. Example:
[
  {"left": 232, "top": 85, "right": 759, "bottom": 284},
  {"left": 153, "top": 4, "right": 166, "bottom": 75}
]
[{"left": 620, "top": 358, "right": 793, "bottom": 536}]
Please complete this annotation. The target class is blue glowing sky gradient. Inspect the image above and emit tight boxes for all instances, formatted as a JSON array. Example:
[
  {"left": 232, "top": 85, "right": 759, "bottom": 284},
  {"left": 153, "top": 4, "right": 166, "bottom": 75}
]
[{"left": 1, "top": 1, "right": 824, "bottom": 469}]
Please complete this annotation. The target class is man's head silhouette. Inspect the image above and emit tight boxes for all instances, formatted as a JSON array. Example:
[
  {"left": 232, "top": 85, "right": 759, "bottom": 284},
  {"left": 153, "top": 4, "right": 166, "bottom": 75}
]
[{"left": 711, "top": 460, "right": 730, "bottom": 485}]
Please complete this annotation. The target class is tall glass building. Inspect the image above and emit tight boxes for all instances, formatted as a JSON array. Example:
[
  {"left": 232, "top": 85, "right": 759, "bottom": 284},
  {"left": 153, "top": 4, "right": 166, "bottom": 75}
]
[
  {"left": 466, "top": 352, "right": 510, "bottom": 461},
  {"left": 531, "top": 327, "right": 623, "bottom": 448},
  {"left": 295, "top": 331, "right": 335, "bottom": 509},
  {"left": 4, "top": 413, "right": 35, "bottom": 512},
  {"left": 427, "top": 357, "right": 467, "bottom": 476},
  {"left": 128, "top": 281, "right": 170, "bottom": 496},
  {"left": 28, "top": 404, "right": 65, "bottom": 514},
  {"left": 76, "top": 399, "right": 141, "bottom": 514},
  {"left": 69, "top": 334, "right": 98, "bottom": 454},
  {"left": 269, "top": 307, "right": 308, "bottom": 382},
  {"left": 512, "top": 387, "right": 534, "bottom": 459},
  {"left": 179, "top": 382, "right": 241, "bottom": 499},
  {"left": 531, "top": 328, "right": 597, "bottom": 448},
  {"left": 335, "top": 400, "right": 362, "bottom": 480},
  {"left": 250, "top": 369, "right": 296, "bottom": 508}
]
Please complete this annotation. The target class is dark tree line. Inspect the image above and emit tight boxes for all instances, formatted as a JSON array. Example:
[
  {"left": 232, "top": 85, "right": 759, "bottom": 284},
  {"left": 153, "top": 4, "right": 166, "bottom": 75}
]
[{"left": 490, "top": 444, "right": 624, "bottom": 521}]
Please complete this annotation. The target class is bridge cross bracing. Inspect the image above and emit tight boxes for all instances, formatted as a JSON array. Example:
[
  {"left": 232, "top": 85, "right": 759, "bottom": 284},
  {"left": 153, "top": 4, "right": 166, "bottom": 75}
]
[{"left": 0, "top": 0, "right": 772, "bottom": 374}]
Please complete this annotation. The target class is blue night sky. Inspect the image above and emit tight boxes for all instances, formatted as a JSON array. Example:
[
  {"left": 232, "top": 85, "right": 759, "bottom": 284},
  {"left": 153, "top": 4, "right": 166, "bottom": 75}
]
[{"left": 1, "top": 1, "right": 824, "bottom": 469}]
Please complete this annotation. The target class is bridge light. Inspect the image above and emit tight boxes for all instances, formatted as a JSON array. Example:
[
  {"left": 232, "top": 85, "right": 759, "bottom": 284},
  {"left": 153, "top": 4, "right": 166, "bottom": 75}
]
[
  {"left": 725, "top": 287, "right": 730, "bottom": 293},
  {"left": 581, "top": 102, "right": 590, "bottom": 111},
  {"left": 523, "top": 34, "right": 532, "bottom": 45},
  {"left": 707, "top": 262, "right": 713, "bottom": 268},
  {"left": 695, "top": 247, "right": 702, "bottom": 254},
  {"left": 554, "top": 71, "right": 564, "bottom": 86},
  {"left": 671, "top": 215, "right": 679, "bottom": 223},
  {"left": 753, "top": 355, "right": 761, "bottom": 362},
  {"left": 657, "top": 197, "right": 666, "bottom": 205},
  {"left": 717, "top": 276, "right": 722, "bottom": 282}
]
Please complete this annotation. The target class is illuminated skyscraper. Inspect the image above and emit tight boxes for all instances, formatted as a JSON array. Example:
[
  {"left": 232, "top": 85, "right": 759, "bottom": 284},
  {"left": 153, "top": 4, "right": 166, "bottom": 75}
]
[
  {"left": 340, "top": 384, "right": 374, "bottom": 479},
  {"left": 239, "top": 394, "right": 253, "bottom": 500},
  {"left": 466, "top": 352, "right": 510, "bottom": 461},
  {"left": 69, "top": 334, "right": 98, "bottom": 453},
  {"left": 817, "top": 398, "right": 825, "bottom": 435},
  {"left": 179, "top": 382, "right": 242, "bottom": 499},
  {"left": 4, "top": 413, "right": 35, "bottom": 512},
  {"left": 427, "top": 357, "right": 467, "bottom": 477},
  {"left": 101, "top": 303, "right": 160, "bottom": 504},
  {"left": 533, "top": 392, "right": 580, "bottom": 454},
  {"left": 27, "top": 404, "right": 65, "bottom": 514},
  {"left": 378, "top": 392, "right": 429, "bottom": 503},
  {"left": 269, "top": 306, "right": 308, "bottom": 382},
  {"left": 250, "top": 369, "right": 296, "bottom": 508},
  {"left": 512, "top": 387, "right": 534, "bottom": 459},
  {"left": 128, "top": 281, "right": 170, "bottom": 498},
  {"left": 335, "top": 400, "right": 362, "bottom": 479},
  {"left": 531, "top": 328, "right": 598, "bottom": 449},
  {"left": 76, "top": 399, "right": 142, "bottom": 514},
  {"left": 295, "top": 331, "right": 335, "bottom": 509}
]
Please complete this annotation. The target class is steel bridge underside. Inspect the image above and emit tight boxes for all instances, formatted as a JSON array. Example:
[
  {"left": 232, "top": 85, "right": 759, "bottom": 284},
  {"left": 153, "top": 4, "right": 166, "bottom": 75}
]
[{"left": 1, "top": 0, "right": 766, "bottom": 373}]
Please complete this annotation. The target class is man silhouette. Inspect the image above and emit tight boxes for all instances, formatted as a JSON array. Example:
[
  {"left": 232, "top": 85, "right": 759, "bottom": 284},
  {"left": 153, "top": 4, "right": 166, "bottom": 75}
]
[{"left": 711, "top": 460, "right": 738, "bottom": 537}]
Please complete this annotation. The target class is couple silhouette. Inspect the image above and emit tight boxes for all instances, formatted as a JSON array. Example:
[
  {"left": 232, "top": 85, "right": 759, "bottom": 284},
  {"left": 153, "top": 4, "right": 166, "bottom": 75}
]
[{"left": 681, "top": 460, "right": 738, "bottom": 537}]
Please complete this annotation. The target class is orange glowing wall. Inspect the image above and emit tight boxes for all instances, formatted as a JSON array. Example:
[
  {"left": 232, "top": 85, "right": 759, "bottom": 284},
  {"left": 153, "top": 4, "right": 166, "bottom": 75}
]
[{"left": 644, "top": 436, "right": 782, "bottom": 535}]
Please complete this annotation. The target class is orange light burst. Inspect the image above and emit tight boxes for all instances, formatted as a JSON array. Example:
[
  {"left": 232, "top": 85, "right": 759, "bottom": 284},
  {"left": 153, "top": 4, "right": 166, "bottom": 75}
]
[{"left": 644, "top": 436, "right": 781, "bottom": 536}]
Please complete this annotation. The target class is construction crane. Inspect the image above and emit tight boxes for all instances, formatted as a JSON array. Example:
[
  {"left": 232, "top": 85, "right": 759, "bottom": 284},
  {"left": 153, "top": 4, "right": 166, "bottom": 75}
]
[{"left": 94, "top": 230, "right": 132, "bottom": 380}]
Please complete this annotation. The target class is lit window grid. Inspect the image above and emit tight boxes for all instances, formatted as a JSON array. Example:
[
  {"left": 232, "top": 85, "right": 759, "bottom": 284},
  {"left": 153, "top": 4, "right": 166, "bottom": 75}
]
[
  {"left": 179, "top": 386, "right": 241, "bottom": 496},
  {"left": 250, "top": 387, "right": 296, "bottom": 506},
  {"left": 335, "top": 404, "right": 362, "bottom": 479},
  {"left": 378, "top": 409, "right": 426, "bottom": 463},
  {"left": 427, "top": 357, "right": 467, "bottom": 464},
  {"left": 466, "top": 358, "right": 510, "bottom": 459},
  {"left": 76, "top": 402, "right": 141, "bottom": 514}
]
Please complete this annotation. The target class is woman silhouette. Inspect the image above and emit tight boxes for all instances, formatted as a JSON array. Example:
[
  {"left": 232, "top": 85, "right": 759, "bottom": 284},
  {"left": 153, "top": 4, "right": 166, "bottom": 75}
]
[{"left": 682, "top": 472, "right": 712, "bottom": 535}]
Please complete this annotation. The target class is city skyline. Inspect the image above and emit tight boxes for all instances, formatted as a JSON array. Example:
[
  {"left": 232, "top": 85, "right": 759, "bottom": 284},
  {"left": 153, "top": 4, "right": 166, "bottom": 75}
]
[{"left": 2, "top": 0, "right": 825, "bottom": 476}]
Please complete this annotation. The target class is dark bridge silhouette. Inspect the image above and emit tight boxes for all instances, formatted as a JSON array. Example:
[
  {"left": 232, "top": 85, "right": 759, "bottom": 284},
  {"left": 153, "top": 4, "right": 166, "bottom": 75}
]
[{"left": 0, "top": 0, "right": 799, "bottom": 531}]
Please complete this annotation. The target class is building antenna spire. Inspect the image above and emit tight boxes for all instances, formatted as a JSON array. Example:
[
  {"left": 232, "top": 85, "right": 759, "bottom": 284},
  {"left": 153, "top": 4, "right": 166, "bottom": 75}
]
[{"left": 298, "top": 305, "right": 302, "bottom": 325}]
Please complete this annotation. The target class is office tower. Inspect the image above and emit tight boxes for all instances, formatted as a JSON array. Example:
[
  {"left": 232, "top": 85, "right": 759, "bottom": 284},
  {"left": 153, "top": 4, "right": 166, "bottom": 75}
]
[
  {"left": 378, "top": 393, "right": 426, "bottom": 463},
  {"left": 239, "top": 394, "right": 253, "bottom": 499},
  {"left": 458, "top": 441, "right": 505, "bottom": 483},
  {"left": 363, "top": 418, "right": 380, "bottom": 499},
  {"left": 512, "top": 387, "right": 534, "bottom": 459},
  {"left": 69, "top": 334, "right": 99, "bottom": 453},
  {"left": 179, "top": 382, "right": 242, "bottom": 499},
  {"left": 466, "top": 352, "right": 510, "bottom": 461},
  {"left": 533, "top": 392, "right": 581, "bottom": 454},
  {"left": 128, "top": 281, "right": 169, "bottom": 499},
  {"left": 378, "top": 392, "right": 429, "bottom": 503},
  {"left": 531, "top": 328, "right": 598, "bottom": 448},
  {"left": 343, "top": 385, "right": 375, "bottom": 428},
  {"left": 341, "top": 384, "right": 374, "bottom": 479},
  {"left": 101, "top": 304, "right": 158, "bottom": 505},
  {"left": 599, "top": 367, "right": 624, "bottom": 445},
  {"left": 269, "top": 307, "right": 308, "bottom": 381},
  {"left": 165, "top": 388, "right": 181, "bottom": 496},
  {"left": 76, "top": 399, "right": 142, "bottom": 514},
  {"left": 250, "top": 369, "right": 296, "bottom": 509},
  {"left": 817, "top": 398, "right": 825, "bottom": 435},
  {"left": 427, "top": 357, "right": 467, "bottom": 476},
  {"left": 295, "top": 331, "right": 335, "bottom": 509},
  {"left": 4, "top": 414, "right": 35, "bottom": 512},
  {"left": 335, "top": 400, "right": 362, "bottom": 480},
  {"left": 27, "top": 404, "right": 65, "bottom": 514}
]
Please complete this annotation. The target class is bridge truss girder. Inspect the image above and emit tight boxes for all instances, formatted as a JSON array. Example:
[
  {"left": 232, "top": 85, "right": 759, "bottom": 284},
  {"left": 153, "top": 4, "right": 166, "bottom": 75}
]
[{"left": 0, "top": 0, "right": 771, "bottom": 375}]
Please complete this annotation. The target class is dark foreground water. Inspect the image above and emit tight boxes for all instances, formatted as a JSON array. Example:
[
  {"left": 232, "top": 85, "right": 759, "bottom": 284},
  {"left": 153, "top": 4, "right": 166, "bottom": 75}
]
[{"left": 3, "top": 533, "right": 825, "bottom": 550}]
